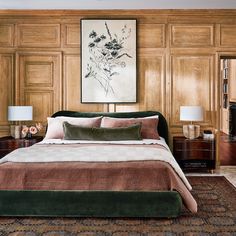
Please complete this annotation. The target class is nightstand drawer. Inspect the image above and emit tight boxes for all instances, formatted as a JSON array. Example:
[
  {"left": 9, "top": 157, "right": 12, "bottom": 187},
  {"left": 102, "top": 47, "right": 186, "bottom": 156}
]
[
  {"left": 174, "top": 149, "right": 215, "bottom": 160},
  {"left": 178, "top": 160, "right": 215, "bottom": 169},
  {"left": 174, "top": 140, "right": 213, "bottom": 150}
]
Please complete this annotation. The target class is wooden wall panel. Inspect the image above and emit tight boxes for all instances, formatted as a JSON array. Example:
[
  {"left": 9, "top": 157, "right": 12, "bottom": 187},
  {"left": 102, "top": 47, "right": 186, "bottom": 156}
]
[
  {"left": 0, "top": 54, "right": 13, "bottom": 136},
  {"left": 63, "top": 54, "right": 105, "bottom": 112},
  {"left": 220, "top": 25, "right": 236, "bottom": 47},
  {"left": 17, "top": 52, "right": 62, "bottom": 125},
  {"left": 138, "top": 24, "right": 165, "bottom": 48},
  {"left": 116, "top": 50, "right": 165, "bottom": 113},
  {"left": 170, "top": 24, "right": 214, "bottom": 47},
  {"left": 0, "top": 24, "right": 14, "bottom": 47},
  {"left": 63, "top": 24, "right": 80, "bottom": 48},
  {"left": 24, "top": 91, "right": 53, "bottom": 122},
  {"left": 0, "top": 10, "right": 236, "bottom": 141},
  {"left": 25, "top": 62, "right": 53, "bottom": 87},
  {"left": 17, "top": 24, "right": 60, "bottom": 47},
  {"left": 170, "top": 55, "right": 214, "bottom": 131}
]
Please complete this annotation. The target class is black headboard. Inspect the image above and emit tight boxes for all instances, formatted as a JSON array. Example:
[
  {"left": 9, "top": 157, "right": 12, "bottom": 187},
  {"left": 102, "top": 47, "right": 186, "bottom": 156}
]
[{"left": 52, "top": 110, "right": 169, "bottom": 145}]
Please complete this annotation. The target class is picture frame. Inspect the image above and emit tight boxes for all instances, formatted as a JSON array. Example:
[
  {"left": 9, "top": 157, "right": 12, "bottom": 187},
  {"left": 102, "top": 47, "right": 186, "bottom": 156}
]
[{"left": 81, "top": 19, "right": 137, "bottom": 103}]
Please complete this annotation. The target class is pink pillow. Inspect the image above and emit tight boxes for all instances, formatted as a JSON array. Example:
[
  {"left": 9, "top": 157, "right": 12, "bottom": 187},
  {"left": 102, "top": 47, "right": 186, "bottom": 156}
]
[
  {"left": 101, "top": 116, "right": 160, "bottom": 139},
  {"left": 44, "top": 116, "right": 102, "bottom": 139}
]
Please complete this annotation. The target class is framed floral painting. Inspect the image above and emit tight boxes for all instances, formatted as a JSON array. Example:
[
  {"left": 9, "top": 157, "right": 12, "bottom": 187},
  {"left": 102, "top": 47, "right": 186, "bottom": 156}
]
[{"left": 81, "top": 19, "right": 137, "bottom": 103}]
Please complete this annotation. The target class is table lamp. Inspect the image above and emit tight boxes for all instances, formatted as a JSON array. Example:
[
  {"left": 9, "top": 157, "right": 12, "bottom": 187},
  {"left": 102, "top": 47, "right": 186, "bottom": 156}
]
[
  {"left": 180, "top": 106, "right": 203, "bottom": 139},
  {"left": 8, "top": 106, "right": 33, "bottom": 139}
]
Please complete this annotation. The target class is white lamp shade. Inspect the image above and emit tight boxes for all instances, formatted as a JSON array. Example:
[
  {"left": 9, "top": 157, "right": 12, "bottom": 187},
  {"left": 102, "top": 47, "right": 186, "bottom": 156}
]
[
  {"left": 180, "top": 106, "right": 203, "bottom": 122},
  {"left": 8, "top": 106, "right": 33, "bottom": 121}
]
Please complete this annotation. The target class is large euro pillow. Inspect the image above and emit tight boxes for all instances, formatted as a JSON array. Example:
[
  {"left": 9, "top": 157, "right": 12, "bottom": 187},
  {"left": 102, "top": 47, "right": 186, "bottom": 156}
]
[
  {"left": 63, "top": 122, "right": 142, "bottom": 141},
  {"left": 44, "top": 116, "right": 102, "bottom": 139},
  {"left": 101, "top": 115, "right": 160, "bottom": 139}
]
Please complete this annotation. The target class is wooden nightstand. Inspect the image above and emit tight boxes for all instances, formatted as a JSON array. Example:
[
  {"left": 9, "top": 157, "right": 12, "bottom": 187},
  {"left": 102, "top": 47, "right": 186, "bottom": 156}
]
[
  {"left": 0, "top": 136, "right": 43, "bottom": 158},
  {"left": 173, "top": 136, "right": 215, "bottom": 172}
]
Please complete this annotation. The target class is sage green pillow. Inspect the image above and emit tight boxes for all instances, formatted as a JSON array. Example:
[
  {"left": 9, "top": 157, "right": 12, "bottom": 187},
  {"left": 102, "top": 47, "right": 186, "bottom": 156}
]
[{"left": 63, "top": 121, "right": 142, "bottom": 141}]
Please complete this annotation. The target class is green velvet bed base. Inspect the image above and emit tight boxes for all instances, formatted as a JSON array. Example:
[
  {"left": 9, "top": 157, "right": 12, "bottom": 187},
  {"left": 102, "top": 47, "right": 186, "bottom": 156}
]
[{"left": 0, "top": 190, "right": 182, "bottom": 218}]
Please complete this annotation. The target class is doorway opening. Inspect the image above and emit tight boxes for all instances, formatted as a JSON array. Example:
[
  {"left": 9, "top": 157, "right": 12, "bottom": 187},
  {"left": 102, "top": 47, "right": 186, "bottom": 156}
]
[{"left": 219, "top": 56, "right": 236, "bottom": 165}]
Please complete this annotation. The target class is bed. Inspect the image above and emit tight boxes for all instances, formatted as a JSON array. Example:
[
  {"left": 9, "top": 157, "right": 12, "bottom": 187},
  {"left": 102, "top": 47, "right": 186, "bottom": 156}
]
[{"left": 0, "top": 111, "right": 197, "bottom": 217}]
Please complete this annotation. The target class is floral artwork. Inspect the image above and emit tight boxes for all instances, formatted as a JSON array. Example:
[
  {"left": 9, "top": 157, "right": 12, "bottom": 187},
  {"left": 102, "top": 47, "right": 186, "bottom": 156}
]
[{"left": 81, "top": 19, "right": 137, "bottom": 103}]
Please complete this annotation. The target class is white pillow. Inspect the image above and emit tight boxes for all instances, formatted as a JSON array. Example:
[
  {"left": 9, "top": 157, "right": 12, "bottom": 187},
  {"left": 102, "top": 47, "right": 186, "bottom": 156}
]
[{"left": 44, "top": 116, "right": 102, "bottom": 139}]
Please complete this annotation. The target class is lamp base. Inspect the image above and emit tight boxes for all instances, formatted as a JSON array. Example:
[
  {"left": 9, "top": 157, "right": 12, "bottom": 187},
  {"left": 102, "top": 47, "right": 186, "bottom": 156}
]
[
  {"left": 10, "top": 125, "right": 15, "bottom": 138},
  {"left": 14, "top": 125, "right": 21, "bottom": 139},
  {"left": 10, "top": 125, "right": 21, "bottom": 139},
  {"left": 183, "top": 125, "right": 201, "bottom": 139}
]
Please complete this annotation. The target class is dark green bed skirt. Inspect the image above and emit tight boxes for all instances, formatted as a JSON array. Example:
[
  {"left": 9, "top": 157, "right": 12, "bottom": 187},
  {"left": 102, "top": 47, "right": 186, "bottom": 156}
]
[{"left": 0, "top": 190, "right": 182, "bottom": 218}]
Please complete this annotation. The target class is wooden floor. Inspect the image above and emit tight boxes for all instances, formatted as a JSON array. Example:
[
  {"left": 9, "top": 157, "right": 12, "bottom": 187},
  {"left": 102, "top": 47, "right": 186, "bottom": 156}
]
[{"left": 219, "top": 132, "right": 236, "bottom": 165}]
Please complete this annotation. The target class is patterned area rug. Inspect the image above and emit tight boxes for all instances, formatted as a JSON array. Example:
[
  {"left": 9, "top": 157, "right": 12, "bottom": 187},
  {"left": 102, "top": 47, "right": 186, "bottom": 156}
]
[{"left": 0, "top": 176, "right": 235, "bottom": 236}]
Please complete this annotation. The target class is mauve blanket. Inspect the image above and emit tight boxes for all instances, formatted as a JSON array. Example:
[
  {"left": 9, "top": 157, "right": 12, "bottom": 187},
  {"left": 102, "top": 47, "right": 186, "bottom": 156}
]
[{"left": 0, "top": 143, "right": 197, "bottom": 213}]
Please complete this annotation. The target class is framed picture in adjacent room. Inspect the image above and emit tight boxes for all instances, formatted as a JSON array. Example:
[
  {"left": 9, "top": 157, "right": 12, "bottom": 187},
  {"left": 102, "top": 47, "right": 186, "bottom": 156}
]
[{"left": 81, "top": 19, "right": 137, "bottom": 103}]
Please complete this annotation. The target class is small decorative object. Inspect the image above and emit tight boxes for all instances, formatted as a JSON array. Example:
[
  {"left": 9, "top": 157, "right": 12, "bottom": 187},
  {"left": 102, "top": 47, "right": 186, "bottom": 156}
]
[
  {"left": 21, "top": 123, "right": 43, "bottom": 139},
  {"left": 203, "top": 130, "right": 215, "bottom": 140},
  {"left": 81, "top": 19, "right": 137, "bottom": 103},
  {"left": 180, "top": 106, "right": 204, "bottom": 139},
  {"left": 8, "top": 106, "right": 33, "bottom": 139}
]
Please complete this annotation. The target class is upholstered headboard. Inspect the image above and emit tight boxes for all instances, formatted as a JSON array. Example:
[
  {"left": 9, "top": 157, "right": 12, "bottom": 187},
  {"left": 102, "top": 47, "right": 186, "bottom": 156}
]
[{"left": 51, "top": 111, "right": 169, "bottom": 145}]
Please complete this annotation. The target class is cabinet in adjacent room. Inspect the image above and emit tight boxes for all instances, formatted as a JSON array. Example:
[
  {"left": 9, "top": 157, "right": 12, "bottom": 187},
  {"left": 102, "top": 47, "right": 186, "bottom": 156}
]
[
  {"left": 220, "top": 58, "right": 236, "bottom": 135},
  {"left": 229, "top": 60, "right": 236, "bottom": 103},
  {"left": 221, "top": 59, "right": 229, "bottom": 134}
]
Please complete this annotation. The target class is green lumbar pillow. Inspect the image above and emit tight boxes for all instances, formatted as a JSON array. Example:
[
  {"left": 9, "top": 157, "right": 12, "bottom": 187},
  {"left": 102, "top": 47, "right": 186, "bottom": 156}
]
[{"left": 63, "top": 122, "right": 142, "bottom": 141}]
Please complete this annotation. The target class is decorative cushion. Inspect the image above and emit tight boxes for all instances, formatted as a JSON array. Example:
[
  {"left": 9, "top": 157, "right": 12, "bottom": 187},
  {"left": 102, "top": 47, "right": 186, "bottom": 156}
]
[
  {"left": 63, "top": 122, "right": 142, "bottom": 141},
  {"left": 101, "top": 115, "right": 159, "bottom": 139},
  {"left": 44, "top": 116, "right": 102, "bottom": 139}
]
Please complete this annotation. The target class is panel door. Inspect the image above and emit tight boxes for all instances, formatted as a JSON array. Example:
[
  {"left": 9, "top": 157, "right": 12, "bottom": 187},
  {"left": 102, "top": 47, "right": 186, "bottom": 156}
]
[{"left": 16, "top": 52, "right": 62, "bottom": 128}]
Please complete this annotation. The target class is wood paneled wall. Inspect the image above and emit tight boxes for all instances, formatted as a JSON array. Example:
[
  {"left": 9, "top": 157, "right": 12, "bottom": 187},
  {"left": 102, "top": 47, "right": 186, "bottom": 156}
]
[{"left": 1, "top": 10, "right": 236, "bottom": 143}]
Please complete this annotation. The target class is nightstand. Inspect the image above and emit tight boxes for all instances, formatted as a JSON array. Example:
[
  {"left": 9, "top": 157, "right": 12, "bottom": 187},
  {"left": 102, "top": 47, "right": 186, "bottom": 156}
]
[
  {"left": 173, "top": 136, "right": 215, "bottom": 172},
  {"left": 0, "top": 136, "right": 43, "bottom": 158}
]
